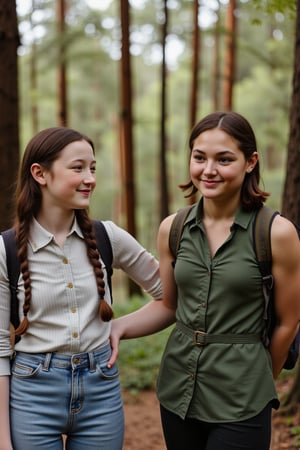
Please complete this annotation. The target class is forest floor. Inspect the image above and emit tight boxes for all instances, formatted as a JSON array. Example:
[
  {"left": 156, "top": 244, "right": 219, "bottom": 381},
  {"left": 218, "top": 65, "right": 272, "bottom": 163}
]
[{"left": 122, "top": 376, "right": 300, "bottom": 450}]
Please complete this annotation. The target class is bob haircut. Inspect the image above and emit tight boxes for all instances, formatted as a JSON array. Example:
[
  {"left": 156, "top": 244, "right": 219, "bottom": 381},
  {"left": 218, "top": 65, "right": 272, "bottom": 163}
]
[{"left": 179, "top": 111, "right": 269, "bottom": 210}]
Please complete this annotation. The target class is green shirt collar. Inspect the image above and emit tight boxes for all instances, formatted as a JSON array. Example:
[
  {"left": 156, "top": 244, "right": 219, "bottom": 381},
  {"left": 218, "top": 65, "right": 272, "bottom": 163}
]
[{"left": 187, "top": 198, "right": 254, "bottom": 231}]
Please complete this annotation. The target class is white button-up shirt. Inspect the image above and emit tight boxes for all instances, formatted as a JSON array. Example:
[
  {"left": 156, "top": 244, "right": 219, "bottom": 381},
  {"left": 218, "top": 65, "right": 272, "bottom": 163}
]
[{"left": 0, "top": 218, "right": 162, "bottom": 375}]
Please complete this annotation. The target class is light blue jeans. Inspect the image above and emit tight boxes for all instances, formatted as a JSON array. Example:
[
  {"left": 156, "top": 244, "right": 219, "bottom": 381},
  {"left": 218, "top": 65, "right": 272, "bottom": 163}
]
[{"left": 10, "top": 343, "right": 124, "bottom": 450}]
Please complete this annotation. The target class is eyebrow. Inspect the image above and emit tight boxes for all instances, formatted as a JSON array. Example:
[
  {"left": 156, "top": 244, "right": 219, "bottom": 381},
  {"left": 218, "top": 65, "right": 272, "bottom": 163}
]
[
  {"left": 192, "top": 148, "right": 235, "bottom": 155},
  {"left": 71, "top": 158, "right": 96, "bottom": 164}
]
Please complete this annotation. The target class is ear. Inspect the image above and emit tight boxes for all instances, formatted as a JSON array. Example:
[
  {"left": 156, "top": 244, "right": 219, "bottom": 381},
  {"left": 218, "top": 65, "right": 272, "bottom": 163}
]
[
  {"left": 246, "top": 152, "right": 258, "bottom": 173},
  {"left": 30, "top": 163, "right": 47, "bottom": 186}
]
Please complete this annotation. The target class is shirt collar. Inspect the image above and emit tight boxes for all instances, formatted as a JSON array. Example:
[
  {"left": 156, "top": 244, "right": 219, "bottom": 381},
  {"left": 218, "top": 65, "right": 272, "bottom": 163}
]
[
  {"left": 29, "top": 216, "right": 84, "bottom": 252},
  {"left": 188, "top": 198, "right": 254, "bottom": 231}
]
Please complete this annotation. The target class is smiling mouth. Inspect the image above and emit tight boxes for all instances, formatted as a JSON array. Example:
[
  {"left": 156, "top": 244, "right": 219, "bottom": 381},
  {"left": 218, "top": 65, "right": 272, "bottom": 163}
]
[{"left": 201, "top": 179, "right": 221, "bottom": 183}]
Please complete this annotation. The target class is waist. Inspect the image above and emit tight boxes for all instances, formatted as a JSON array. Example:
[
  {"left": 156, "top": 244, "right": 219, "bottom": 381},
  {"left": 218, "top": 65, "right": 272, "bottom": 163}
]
[
  {"left": 13, "top": 343, "right": 111, "bottom": 370},
  {"left": 176, "top": 321, "right": 261, "bottom": 346}
]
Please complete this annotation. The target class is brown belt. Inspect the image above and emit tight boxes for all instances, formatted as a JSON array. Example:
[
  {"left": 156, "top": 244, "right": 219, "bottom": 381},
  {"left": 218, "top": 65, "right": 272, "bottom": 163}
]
[{"left": 176, "top": 321, "right": 261, "bottom": 346}]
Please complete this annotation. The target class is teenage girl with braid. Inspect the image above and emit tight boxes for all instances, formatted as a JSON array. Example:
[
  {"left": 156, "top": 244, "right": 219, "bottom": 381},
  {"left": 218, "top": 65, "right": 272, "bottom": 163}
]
[{"left": 0, "top": 127, "right": 162, "bottom": 450}]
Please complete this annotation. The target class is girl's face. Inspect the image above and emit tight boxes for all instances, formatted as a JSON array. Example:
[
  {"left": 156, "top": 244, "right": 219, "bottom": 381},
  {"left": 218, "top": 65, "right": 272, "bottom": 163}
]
[
  {"left": 190, "top": 128, "right": 257, "bottom": 203},
  {"left": 33, "top": 139, "right": 96, "bottom": 211}
]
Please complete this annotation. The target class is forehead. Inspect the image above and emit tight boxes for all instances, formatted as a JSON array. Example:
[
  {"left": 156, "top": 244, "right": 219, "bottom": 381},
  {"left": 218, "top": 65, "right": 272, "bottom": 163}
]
[
  {"left": 59, "top": 139, "right": 95, "bottom": 161},
  {"left": 192, "top": 128, "right": 240, "bottom": 151}
]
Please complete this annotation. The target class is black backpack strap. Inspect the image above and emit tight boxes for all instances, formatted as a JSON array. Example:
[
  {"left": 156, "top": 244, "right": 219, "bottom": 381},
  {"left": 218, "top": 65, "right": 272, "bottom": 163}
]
[
  {"left": 253, "top": 205, "right": 279, "bottom": 345},
  {"left": 92, "top": 220, "right": 113, "bottom": 300},
  {"left": 1, "top": 228, "right": 21, "bottom": 331},
  {"left": 169, "top": 205, "right": 194, "bottom": 260}
]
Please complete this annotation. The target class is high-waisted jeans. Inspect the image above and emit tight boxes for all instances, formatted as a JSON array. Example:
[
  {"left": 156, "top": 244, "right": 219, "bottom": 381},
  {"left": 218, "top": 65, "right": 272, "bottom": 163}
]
[{"left": 10, "top": 343, "right": 124, "bottom": 450}]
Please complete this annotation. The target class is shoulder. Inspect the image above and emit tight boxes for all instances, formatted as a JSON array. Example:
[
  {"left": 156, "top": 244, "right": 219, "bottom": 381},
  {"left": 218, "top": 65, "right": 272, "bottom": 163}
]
[
  {"left": 158, "top": 213, "right": 177, "bottom": 237},
  {"left": 271, "top": 214, "right": 299, "bottom": 244},
  {"left": 157, "top": 213, "right": 178, "bottom": 257},
  {"left": 100, "top": 220, "right": 148, "bottom": 255},
  {"left": 271, "top": 215, "right": 300, "bottom": 268},
  {"left": 100, "top": 220, "right": 131, "bottom": 241}
]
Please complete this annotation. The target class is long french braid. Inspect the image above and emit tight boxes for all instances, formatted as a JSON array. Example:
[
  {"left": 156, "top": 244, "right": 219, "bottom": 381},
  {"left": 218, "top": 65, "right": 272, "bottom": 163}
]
[{"left": 75, "top": 210, "right": 113, "bottom": 322}]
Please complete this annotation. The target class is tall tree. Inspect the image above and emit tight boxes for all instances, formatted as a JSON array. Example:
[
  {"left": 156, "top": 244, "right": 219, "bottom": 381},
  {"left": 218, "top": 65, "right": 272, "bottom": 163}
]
[
  {"left": 30, "top": 0, "right": 38, "bottom": 134},
  {"left": 0, "top": 0, "right": 20, "bottom": 230},
  {"left": 278, "top": 0, "right": 300, "bottom": 416},
  {"left": 281, "top": 1, "right": 300, "bottom": 223},
  {"left": 119, "top": 0, "right": 139, "bottom": 296},
  {"left": 120, "top": 0, "right": 135, "bottom": 236},
  {"left": 189, "top": 0, "right": 200, "bottom": 132},
  {"left": 188, "top": 0, "right": 201, "bottom": 205},
  {"left": 223, "top": 0, "right": 236, "bottom": 111},
  {"left": 159, "top": 0, "right": 169, "bottom": 221},
  {"left": 57, "top": 0, "right": 68, "bottom": 126},
  {"left": 212, "top": 1, "right": 221, "bottom": 111}
]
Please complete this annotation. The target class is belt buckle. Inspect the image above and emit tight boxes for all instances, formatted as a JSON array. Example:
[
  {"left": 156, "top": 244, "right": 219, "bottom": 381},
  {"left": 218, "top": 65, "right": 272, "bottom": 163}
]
[{"left": 194, "top": 330, "right": 206, "bottom": 346}]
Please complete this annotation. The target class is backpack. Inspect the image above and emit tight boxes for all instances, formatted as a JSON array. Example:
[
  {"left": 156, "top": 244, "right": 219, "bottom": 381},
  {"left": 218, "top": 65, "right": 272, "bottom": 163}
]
[
  {"left": 169, "top": 204, "right": 300, "bottom": 371},
  {"left": 1, "top": 220, "right": 113, "bottom": 335}
]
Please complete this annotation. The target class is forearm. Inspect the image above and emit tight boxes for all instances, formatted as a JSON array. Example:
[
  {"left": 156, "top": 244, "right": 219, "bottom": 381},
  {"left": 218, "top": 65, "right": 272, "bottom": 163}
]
[
  {"left": 113, "top": 300, "right": 176, "bottom": 340},
  {"left": 0, "top": 376, "right": 13, "bottom": 450},
  {"left": 270, "top": 322, "right": 299, "bottom": 379}
]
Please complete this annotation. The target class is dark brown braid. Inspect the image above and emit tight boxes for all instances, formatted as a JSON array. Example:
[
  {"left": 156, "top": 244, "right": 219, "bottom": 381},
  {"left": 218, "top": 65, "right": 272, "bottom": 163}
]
[
  {"left": 14, "top": 220, "right": 33, "bottom": 336},
  {"left": 75, "top": 210, "right": 113, "bottom": 322}
]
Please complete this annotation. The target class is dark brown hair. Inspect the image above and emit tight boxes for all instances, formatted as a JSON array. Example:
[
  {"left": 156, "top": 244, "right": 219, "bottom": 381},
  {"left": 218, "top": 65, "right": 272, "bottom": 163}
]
[
  {"left": 180, "top": 111, "right": 269, "bottom": 210},
  {"left": 14, "top": 127, "right": 113, "bottom": 337}
]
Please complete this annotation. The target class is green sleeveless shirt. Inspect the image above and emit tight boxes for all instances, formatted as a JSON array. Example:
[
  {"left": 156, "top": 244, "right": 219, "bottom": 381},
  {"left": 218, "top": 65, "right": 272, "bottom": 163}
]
[{"left": 157, "top": 201, "right": 279, "bottom": 422}]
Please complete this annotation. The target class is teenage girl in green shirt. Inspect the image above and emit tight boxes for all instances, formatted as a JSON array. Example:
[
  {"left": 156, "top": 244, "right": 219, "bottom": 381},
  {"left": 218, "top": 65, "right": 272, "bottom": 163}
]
[{"left": 109, "top": 111, "right": 300, "bottom": 450}]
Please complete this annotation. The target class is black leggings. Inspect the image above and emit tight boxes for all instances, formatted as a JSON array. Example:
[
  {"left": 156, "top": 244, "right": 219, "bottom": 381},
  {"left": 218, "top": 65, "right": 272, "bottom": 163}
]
[{"left": 160, "top": 403, "right": 272, "bottom": 450}]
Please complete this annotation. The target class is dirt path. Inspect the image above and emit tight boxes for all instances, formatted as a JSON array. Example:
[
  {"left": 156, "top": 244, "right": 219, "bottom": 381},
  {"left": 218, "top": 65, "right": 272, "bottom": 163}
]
[{"left": 123, "top": 382, "right": 300, "bottom": 450}]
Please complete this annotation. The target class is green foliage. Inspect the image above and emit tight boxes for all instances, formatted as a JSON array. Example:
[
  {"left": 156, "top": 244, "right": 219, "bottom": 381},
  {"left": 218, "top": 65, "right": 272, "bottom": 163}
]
[
  {"left": 252, "top": 0, "right": 296, "bottom": 16},
  {"left": 113, "top": 296, "right": 173, "bottom": 392}
]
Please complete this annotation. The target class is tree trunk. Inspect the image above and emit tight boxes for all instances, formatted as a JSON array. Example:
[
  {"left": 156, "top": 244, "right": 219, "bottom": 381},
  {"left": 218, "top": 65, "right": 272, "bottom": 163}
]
[
  {"left": 188, "top": 0, "right": 201, "bottom": 206},
  {"left": 212, "top": 1, "right": 221, "bottom": 111},
  {"left": 0, "top": 0, "right": 20, "bottom": 230},
  {"left": 159, "top": 0, "right": 169, "bottom": 221},
  {"left": 119, "top": 0, "right": 140, "bottom": 296},
  {"left": 277, "top": 0, "right": 300, "bottom": 416},
  {"left": 281, "top": 0, "right": 300, "bottom": 224},
  {"left": 223, "top": 0, "right": 236, "bottom": 111},
  {"left": 30, "top": 0, "right": 38, "bottom": 134},
  {"left": 57, "top": 0, "right": 68, "bottom": 126},
  {"left": 189, "top": 0, "right": 200, "bottom": 129}
]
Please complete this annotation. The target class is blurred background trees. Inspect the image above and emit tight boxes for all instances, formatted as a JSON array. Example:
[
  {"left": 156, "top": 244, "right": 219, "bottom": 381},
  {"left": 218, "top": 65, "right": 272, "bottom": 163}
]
[{"left": 5, "top": 0, "right": 297, "bottom": 242}]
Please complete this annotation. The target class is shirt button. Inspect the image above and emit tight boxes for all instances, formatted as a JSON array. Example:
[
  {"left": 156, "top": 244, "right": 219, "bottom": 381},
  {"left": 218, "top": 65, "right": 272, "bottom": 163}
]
[
  {"left": 68, "top": 282, "right": 73, "bottom": 289},
  {"left": 73, "top": 332, "right": 78, "bottom": 339},
  {"left": 63, "top": 257, "right": 68, "bottom": 264},
  {"left": 71, "top": 307, "right": 77, "bottom": 313}
]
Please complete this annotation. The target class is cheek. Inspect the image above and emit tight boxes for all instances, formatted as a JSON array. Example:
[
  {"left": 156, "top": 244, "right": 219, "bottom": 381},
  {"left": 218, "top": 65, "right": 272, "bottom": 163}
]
[
  {"left": 189, "top": 160, "right": 201, "bottom": 178},
  {"left": 222, "top": 167, "right": 247, "bottom": 184}
]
